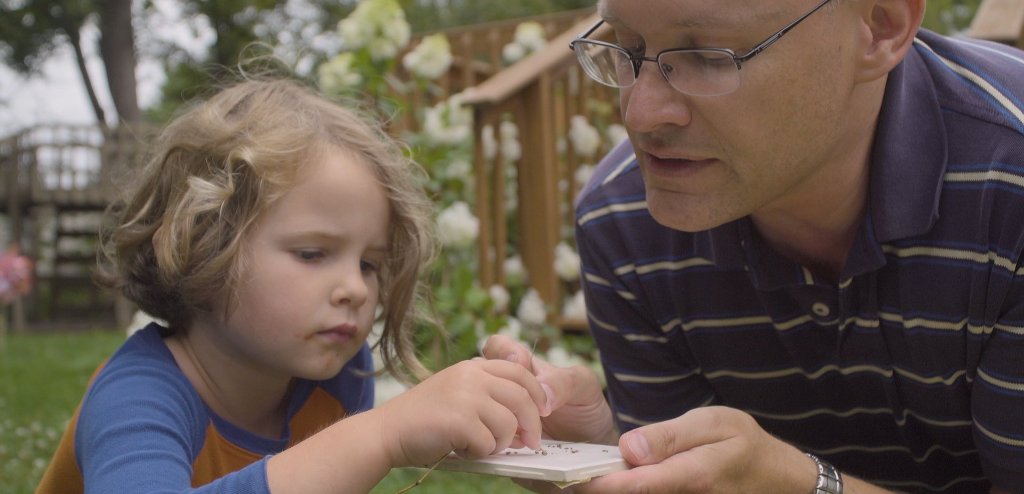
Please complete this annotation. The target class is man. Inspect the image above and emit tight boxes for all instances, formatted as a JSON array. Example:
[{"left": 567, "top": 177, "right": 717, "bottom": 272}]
[{"left": 484, "top": 0, "right": 1024, "bottom": 492}]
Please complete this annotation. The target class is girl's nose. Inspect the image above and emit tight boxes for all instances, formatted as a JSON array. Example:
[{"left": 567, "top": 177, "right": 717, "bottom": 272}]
[{"left": 331, "top": 265, "right": 369, "bottom": 307}]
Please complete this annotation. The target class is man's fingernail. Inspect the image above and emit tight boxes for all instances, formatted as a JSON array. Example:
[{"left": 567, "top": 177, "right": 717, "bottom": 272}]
[
  {"left": 625, "top": 432, "right": 650, "bottom": 461},
  {"left": 504, "top": 352, "right": 518, "bottom": 362},
  {"left": 541, "top": 383, "right": 555, "bottom": 416}
]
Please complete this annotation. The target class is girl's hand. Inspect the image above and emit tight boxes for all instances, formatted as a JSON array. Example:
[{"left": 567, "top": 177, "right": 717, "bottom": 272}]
[
  {"left": 376, "top": 359, "right": 550, "bottom": 468},
  {"left": 482, "top": 335, "right": 616, "bottom": 445}
]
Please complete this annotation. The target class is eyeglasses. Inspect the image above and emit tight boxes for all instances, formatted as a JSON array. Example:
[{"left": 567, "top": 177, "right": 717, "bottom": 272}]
[{"left": 568, "top": 0, "right": 834, "bottom": 97}]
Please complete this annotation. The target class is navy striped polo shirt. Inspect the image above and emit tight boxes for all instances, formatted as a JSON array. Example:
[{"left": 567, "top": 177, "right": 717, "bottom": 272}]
[{"left": 575, "top": 29, "right": 1024, "bottom": 492}]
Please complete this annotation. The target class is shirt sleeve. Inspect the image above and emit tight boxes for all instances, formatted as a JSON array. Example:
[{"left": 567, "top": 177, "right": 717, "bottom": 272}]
[
  {"left": 972, "top": 265, "right": 1024, "bottom": 489},
  {"left": 75, "top": 355, "right": 271, "bottom": 494}
]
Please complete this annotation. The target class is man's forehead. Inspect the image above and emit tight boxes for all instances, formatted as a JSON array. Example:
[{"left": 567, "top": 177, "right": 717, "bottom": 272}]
[{"left": 597, "top": 0, "right": 789, "bottom": 28}]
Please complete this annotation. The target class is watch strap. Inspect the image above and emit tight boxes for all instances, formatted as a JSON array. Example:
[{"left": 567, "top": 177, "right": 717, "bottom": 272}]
[{"left": 806, "top": 453, "right": 843, "bottom": 494}]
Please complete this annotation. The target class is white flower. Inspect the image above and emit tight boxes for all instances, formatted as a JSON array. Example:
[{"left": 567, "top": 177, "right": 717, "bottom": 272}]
[
  {"left": 422, "top": 95, "right": 472, "bottom": 145},
  {"left": 500, "top": 22, "right": 547, "bottom": 65},
  {"left": 569, "top": 115, "right": 601, "bottom": 158},
  {"left": 574, "top": 163, "right": 595, "bottom": 189},
  {"left": 368, "top": 38, "right": 400, "bottom": 61},
  {"left": 546, "top": 344, "right": 586, "bottom": 368},
  {"left": 553, "top": 242, "right": 581, "bottom": 282},
  {"left": 606, "top": 123, "right": 629, "bottom": 146},
  {"left": 504, "top": 255, "right": 526, "bottom": 284},
  {"left": 561, "top": 290, "right": 586, "bottom": 321},
  {"left": 499, "top": 120, "right": 521, "bottom": 162},
  {"left": 546, "top": 345, "right": 585, "bottom": 368},
  {"left": 502, "top": 42, "right": 527, "bottom": 64},
  {"left": 445, "top": 159, "right": 472, "bottom": 182},
  {"left": 402, "top": 33, "right": 453, "bottom": 80},
  {"left": 437, "top": 201, "right": 479, "bottom": 248},
  {"left": 516, "top": 289, "right": 548, "bottom": 327},
  {"left": 317, "top": 53, "right": 363, "bottom": 94},
  {"left": 382, "top": 14, "right": 411, "bottom": 48},
  {"left": 497, "top": 317, "right": 523, "bottom": 341},
  {"left": 489, "top": 284, "right": 511, "bottom": 313},
  {"left": 336, "top": 0, "right": 410, "bottom": 60},
  {"left": 513, "top": 22, "right": 547, "bottom": 52},
  {"left": 481, "top": 125, "right": 497, "bottom": 160},
  {"left": 338, "top": 17, "right": 372, "bottom": 48}
]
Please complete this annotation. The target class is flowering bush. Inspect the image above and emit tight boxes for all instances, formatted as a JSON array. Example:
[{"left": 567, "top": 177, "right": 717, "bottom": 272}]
[
  {"left": 316, "top": 2, "right": 617, "bottom": 374},
  {"left": 402, "top": 33, "right": 453, "bottom": 80},
  {"left": 502, "top": 21, "right": 547, "bottom": 64}
]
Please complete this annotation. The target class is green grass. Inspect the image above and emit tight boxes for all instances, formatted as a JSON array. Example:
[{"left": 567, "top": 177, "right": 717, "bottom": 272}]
[
  {"left": 0, "top": 330, "right": 529, "bottom": 493},
  {"left": 0, "top": 329, "right": 124, "bottom": 493}
]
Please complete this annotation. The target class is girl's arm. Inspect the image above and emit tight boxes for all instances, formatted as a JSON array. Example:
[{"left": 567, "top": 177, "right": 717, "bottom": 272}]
[{"left": 266, "top": 358, "right": 549, "bottom": 493}]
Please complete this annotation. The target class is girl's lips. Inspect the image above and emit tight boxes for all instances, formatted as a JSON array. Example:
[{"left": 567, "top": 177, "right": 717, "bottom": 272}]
[{"left": 312, "top": 324, "right": 357, "bottom": 343}]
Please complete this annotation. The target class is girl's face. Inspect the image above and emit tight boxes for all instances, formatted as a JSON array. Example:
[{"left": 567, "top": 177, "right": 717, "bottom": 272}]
[{"left": 212, "top": 146, "right": 390, "bottom": 382}]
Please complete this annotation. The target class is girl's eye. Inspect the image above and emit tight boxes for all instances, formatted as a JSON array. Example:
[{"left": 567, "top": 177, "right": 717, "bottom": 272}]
[
  {"left": 360, "top": 260, "right": 380, "bottom": 273},
  {"left": 295, "top": 250, "right": 325, "bottom": 262}
]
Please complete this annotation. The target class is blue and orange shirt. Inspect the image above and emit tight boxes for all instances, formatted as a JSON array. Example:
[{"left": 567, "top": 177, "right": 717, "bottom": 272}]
[{"left": 37, "top": 323, "right": 374, "bottom": 493}]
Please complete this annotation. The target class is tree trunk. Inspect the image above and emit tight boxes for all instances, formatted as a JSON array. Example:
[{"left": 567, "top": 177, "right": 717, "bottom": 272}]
[
  {"left": 97, "top": 0, "right": 141, "bottom": 123},
  {"left": 66, "top": 26, "right": 108, "bottom": 128}
]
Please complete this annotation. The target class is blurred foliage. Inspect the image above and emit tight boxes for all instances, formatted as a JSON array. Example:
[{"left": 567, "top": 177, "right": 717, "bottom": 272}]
[
  {"left": 0, "top": 0, "right": 94, "bottom": 74},
  {"left": 398, "top": 0, "right": 594, "bottom": 32},
  {"left": 922, "top": 0, "right": 982, "bottom": 34},
  {"left": 145, "top": 0, "right": 596, "bottom": 122}
]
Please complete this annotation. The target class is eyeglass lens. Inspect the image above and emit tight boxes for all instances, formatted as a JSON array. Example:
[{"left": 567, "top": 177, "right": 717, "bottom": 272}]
[{"left": 574, "top": 42, "right": 741, "bottom": 97}]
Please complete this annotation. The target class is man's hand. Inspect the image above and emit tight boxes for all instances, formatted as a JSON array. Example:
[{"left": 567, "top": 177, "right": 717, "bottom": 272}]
[{"left": 564, "top": 406, "right": 814, "bottom": 493}]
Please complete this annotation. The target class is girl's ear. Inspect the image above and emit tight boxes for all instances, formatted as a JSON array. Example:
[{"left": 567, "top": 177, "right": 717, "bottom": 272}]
[{"left": 853, "top": 0, "right": 925, "bottom": 82}]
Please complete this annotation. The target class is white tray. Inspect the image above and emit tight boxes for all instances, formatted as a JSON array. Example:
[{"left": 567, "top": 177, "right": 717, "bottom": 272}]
[{"left": 436, "top": 439, "right": 628, "bottom": 482}]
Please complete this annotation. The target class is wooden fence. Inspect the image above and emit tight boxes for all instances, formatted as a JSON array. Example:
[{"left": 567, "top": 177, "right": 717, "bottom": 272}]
[
  {"left": 391, "top": 8, "right": 598, "bottom": 131},
  {"left": 966, "top": 0, "right": 1024, "bottom": 48},
  {"left": 0, "top": 8, "right": 618, "bottom": 332},
  {"left": 1, "top": 124, "right": 154, "bottom": 331},
  {"left": 462, "top": 13, "right": 619, "bottom": 330}
]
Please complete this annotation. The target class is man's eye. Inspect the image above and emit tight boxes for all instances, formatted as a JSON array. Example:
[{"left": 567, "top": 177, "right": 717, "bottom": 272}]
[{"left": 613, "top": 33, "right": 644, "bottom": 54}]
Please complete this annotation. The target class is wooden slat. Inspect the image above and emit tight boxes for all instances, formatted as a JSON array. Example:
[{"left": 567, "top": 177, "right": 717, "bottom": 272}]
[
  {"left": 967, "top": 0, "right": 1024, "bottom": 46},
  {"left": 461, "top": 14, "right": 606, "bottom": 107}
]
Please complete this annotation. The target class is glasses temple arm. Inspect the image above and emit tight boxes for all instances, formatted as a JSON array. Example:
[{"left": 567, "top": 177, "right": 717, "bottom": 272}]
[
  {"left": 569, "top": 19, "right": 606, "bottom": 49},
  {"left": 736, "top": 0, "right": 834, "bottom": 63}
]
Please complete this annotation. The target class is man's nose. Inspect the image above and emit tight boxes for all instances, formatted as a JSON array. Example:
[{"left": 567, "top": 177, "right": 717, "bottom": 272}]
[{"left": 621, "top": 61, "right": 692, "bottom": 133}]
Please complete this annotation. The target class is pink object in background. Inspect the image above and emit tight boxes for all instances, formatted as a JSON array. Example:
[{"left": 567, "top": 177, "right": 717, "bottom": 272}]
[{"left": 0, "top": 247, "right": 33, "bottom": 305}]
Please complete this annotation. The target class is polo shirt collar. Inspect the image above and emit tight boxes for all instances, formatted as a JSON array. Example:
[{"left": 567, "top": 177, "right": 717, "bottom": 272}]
[{"left": 868, "top": 40, "right": 948, "bottom": 243}]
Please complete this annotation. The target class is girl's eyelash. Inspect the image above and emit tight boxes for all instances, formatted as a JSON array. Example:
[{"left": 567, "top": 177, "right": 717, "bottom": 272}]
[{"left": 295, "top": 249, "right": 325, "bottom": 261}]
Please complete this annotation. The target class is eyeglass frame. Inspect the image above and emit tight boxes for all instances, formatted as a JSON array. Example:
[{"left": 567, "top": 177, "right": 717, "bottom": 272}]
[{"left": 567, "top": 0, "right": 835, "bottom": 95}]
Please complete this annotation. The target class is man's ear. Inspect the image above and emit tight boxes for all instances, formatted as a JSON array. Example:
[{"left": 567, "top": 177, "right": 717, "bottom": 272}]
[{"left": 854, "top": 0, "right": 925, "bottom": 82}]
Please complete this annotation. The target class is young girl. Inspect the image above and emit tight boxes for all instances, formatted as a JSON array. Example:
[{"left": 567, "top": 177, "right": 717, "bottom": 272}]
[{"left": 37, "top": 79, "right": 550, "bottom": 493}]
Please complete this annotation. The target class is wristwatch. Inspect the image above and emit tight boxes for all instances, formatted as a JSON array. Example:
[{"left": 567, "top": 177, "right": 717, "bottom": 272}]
[{"left": 806, "top": 453, "right": 843, "bottom": 494}]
